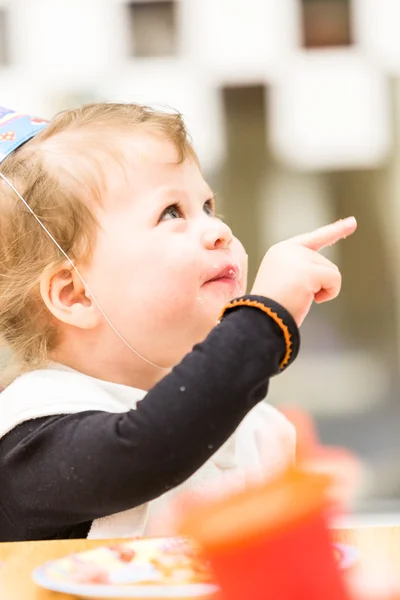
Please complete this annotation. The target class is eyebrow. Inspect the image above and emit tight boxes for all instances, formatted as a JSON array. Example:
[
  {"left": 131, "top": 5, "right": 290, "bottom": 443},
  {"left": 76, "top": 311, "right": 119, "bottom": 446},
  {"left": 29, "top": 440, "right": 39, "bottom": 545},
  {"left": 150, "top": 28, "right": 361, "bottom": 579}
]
[{"left": 158, "top": 187, "right": 216, "bottom": 202}]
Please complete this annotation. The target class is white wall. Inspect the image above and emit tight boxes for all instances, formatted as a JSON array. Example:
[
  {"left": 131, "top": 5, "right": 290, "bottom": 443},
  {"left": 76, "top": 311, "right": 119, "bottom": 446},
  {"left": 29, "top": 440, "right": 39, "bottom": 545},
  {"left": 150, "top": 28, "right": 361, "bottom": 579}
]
[{"left": 0, "top": 0, "right": 395, "bottom": 171}]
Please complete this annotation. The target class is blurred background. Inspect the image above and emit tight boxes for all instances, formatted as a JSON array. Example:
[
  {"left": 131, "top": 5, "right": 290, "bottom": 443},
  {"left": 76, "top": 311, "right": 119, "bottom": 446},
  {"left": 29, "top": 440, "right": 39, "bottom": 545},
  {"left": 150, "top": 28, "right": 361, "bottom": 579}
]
[{"left": 1, "top": 0, "right": 400, "bottom": 518}]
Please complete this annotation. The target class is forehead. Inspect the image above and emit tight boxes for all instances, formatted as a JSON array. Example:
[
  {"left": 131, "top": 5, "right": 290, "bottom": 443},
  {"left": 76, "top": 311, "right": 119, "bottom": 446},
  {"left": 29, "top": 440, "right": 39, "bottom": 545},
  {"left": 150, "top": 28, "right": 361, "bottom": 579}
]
[{"left": 103, "top": 133, "right": 211, "bottom": 210}]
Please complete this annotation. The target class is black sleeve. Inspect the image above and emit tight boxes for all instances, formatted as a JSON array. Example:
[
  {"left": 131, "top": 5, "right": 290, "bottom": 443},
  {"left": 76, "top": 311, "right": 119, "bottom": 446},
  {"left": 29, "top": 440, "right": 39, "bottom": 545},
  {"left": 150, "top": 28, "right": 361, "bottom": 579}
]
[{"left": 0, "top": 300, "right": 299, "bottom": 541}]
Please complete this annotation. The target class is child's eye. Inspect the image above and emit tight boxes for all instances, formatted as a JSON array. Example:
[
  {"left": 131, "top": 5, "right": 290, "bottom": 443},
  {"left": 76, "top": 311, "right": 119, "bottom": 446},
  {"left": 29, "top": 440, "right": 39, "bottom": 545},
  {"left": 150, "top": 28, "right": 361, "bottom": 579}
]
[
  {"left": 204, "top": 198, "right": 215, "bottom": 216},
  {"left": 159, "top": 203, "right": 184, "bottom": 222}
]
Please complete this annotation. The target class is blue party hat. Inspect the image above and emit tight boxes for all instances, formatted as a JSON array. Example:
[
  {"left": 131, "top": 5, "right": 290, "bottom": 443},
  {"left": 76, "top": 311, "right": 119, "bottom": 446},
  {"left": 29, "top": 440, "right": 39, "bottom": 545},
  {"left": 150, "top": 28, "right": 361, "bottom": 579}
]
[{"left": 0, "top": 106, "right": 48, "bottom": 165}]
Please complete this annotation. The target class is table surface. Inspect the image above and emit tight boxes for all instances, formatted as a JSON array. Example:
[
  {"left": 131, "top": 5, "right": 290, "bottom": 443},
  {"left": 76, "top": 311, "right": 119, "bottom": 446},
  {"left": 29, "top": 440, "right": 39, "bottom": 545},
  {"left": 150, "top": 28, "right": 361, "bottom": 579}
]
[{"left": 0, "top": 527, "right": 399, "bottom": 599}]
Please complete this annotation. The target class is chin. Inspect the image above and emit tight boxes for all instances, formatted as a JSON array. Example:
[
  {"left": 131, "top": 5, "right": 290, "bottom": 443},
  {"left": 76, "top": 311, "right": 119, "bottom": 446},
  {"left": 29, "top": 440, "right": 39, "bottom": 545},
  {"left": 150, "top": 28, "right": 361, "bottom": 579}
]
[
  {"left": 158, "top": 304, "right": 226, "bottom": 366},
  {"left": 195, "top": 310, "right": 222, "bottom": 341},
  {"left": 170, "top": 319, "right": 217, "bottom": 363}
]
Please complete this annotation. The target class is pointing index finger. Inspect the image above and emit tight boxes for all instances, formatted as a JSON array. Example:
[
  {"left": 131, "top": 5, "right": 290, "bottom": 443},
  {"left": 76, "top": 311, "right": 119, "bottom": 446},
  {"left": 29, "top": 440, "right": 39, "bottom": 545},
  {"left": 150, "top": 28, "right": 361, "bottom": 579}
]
[{"left": 289, "top": 217, "right": 357, "bottom": 252}]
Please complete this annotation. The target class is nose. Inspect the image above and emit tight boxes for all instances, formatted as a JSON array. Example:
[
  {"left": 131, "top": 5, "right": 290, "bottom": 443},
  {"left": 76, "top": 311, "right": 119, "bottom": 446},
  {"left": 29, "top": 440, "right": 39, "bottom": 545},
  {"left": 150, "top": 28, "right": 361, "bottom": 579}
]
[{"left": 202, "top": 218, "right": 233, "bottom": 250}]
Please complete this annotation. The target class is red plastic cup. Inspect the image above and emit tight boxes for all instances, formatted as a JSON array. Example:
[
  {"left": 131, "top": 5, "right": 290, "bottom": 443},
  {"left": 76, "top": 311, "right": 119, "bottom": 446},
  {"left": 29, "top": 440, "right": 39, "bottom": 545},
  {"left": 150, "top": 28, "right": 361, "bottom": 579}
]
[{"left": 179, "top": 469, "right": 351, "bottom": 600}]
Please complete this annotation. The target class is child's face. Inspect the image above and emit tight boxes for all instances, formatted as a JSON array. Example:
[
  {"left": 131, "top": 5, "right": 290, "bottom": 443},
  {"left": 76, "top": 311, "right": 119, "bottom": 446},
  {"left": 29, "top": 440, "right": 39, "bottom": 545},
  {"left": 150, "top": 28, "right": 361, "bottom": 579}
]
[{"left": 79, "top": 134, "right": 246, "bottom": 368}]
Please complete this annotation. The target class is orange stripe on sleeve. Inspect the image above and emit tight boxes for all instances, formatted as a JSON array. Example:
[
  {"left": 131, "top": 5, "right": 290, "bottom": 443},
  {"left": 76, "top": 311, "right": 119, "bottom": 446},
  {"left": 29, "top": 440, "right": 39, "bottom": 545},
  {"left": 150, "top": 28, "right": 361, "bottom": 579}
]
[{"left": 220, "top": 299, "right": 293, "bottom": 370}]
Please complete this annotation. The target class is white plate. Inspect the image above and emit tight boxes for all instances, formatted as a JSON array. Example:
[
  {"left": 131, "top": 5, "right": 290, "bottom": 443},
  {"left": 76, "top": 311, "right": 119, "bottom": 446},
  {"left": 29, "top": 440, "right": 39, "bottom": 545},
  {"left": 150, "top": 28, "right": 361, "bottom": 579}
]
[
  {"left": 32, "top": 570, "right": 218, "bottom": 599},
  {"left": 32, "top": 537, "right": 219, "bottom": 600}
]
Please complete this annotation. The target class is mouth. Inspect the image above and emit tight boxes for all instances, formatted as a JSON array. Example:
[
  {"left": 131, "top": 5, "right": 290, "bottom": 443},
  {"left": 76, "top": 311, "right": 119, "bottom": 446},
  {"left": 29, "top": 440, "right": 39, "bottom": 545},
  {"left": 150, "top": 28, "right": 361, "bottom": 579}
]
[{"left": 203, "top": 264, "right": 240, "bottom": 291}]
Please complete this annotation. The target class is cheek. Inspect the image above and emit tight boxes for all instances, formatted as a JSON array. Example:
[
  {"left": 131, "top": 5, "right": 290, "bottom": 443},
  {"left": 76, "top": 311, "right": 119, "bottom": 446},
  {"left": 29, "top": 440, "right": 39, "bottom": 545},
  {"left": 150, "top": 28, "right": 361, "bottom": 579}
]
[
  {"left": 89, "top": 233, "right": 219, "bottom": 343},
  {"left": 124, "top": 245, "right": 201, "bottom": 316},
  {"left": 231, "top": 237, "right": 248, "bottom": 293}
]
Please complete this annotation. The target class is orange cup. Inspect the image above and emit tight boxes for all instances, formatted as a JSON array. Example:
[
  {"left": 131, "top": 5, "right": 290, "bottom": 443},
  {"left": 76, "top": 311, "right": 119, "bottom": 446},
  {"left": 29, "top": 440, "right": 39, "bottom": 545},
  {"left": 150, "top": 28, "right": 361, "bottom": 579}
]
[{"left": 179, "top": 469, "right": 350, "bottom": 600}]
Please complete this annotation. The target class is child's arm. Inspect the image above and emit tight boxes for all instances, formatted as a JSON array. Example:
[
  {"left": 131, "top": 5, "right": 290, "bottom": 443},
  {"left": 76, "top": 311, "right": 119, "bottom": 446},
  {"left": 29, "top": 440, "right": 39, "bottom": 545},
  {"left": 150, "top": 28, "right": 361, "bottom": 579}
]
[{"left": 0, "top": 299, "right": 298, "bottom": 541}]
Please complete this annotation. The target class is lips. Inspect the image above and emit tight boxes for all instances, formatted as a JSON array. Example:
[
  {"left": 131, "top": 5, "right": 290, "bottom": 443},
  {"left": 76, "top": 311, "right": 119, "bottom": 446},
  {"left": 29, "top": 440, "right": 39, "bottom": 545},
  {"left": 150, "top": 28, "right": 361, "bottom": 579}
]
[
  {"left": 203, "top": 264, "right": 240, "bottom": 286},
  {"left": 207, "top": 265, "right": 238, "bottom": 283}
]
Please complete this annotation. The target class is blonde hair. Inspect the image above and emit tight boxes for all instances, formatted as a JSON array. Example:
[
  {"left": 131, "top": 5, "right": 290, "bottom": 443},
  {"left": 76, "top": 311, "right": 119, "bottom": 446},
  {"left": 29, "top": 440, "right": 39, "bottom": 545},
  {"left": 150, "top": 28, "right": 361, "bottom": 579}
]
[{"left": 0, "top": 102, "right": 195, "bottom": 384}]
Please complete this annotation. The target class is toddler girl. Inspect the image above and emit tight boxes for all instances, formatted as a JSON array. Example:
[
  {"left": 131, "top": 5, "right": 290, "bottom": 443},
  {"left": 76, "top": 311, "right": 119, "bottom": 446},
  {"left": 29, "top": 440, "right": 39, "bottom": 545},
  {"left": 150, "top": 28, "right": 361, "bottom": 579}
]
[{"left": 0, "top": 103, "right": 356, "bottom": 541}]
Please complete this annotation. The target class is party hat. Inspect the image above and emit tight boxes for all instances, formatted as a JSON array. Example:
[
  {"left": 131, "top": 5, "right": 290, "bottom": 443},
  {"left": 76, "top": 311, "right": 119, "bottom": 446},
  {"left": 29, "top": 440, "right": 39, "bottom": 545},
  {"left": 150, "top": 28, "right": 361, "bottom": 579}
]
[{"left": 0, "top": 106, "right": 48, "bottom": 164}]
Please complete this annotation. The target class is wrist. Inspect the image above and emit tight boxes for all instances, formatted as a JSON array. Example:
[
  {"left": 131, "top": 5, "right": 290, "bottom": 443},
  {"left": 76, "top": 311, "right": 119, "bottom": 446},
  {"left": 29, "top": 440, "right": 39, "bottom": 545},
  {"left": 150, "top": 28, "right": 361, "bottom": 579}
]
[{"left": 219, "top": 294, "right": 300, "bottom": 371}]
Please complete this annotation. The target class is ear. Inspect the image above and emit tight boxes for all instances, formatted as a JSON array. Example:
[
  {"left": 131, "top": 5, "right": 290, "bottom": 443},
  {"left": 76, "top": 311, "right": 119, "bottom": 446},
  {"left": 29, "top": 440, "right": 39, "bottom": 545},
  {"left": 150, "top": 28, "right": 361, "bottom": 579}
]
[{"left": 40, "top": 263, "right": 101, "bottom": 329}]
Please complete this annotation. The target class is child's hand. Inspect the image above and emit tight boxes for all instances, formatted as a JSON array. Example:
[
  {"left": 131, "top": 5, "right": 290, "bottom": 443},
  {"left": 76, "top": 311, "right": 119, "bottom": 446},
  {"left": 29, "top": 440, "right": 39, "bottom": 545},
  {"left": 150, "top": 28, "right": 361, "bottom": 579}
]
[{"left": 251, "top": 217, "right": 357, "bottom": 326}]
